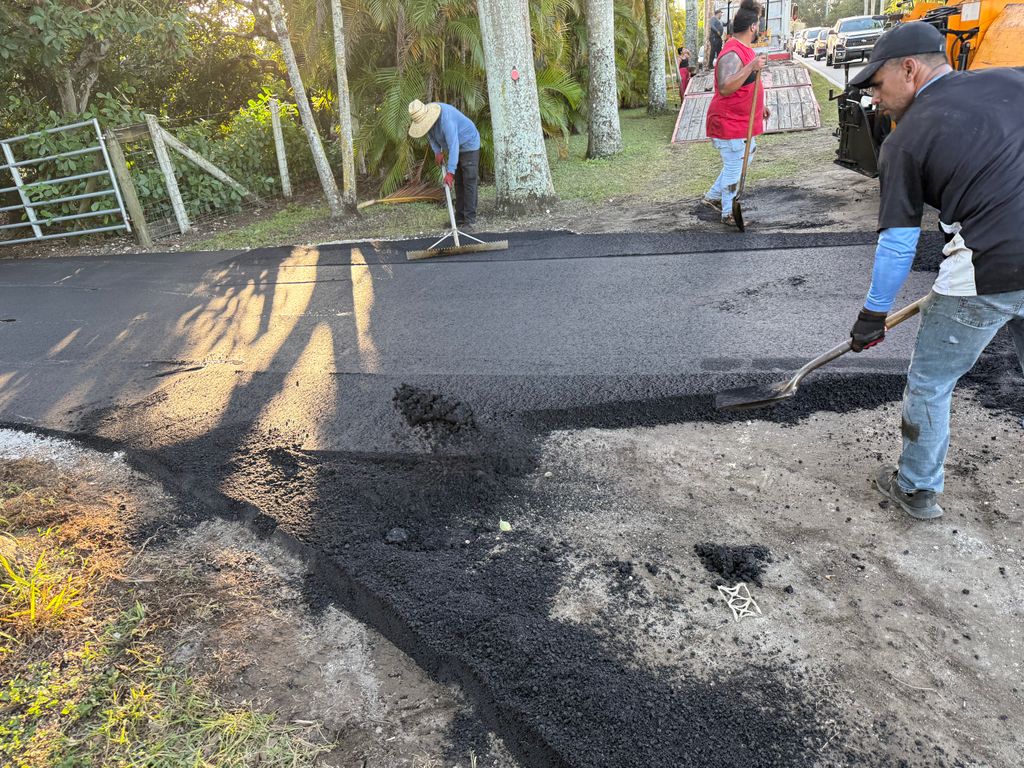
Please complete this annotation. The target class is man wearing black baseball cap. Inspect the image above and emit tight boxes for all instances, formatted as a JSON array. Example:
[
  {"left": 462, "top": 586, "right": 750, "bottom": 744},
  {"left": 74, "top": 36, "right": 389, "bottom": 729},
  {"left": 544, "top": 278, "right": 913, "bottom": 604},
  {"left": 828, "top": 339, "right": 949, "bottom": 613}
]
[{"left": 846, "top": 22, "right": 1024, "bottom": 520}]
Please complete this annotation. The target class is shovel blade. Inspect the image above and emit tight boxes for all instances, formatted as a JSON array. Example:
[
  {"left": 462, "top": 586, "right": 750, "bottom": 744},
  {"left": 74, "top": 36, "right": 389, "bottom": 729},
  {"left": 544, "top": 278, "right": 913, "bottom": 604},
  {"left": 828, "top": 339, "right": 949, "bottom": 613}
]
[
  {"left": 714, "top": 380, "right": 797, "bottom": 412},
  {"left": 732, "top": 198, "right": 746, "bottom": 232}
]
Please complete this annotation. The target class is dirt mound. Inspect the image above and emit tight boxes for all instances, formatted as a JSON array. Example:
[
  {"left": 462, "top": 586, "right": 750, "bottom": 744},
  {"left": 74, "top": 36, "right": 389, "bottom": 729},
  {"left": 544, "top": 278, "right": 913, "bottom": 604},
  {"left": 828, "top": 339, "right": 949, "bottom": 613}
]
[
  {"left": 694, "top": 543, "right": 773, "bottom": 587},
  {"left": 393, "top": 384, "right": 477, "bottom": 441}
]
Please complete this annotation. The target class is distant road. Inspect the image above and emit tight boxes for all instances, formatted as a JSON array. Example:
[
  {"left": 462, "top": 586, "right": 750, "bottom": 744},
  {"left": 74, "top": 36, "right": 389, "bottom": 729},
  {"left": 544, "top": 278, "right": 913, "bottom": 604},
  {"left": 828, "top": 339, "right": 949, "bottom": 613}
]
[{"left": 797, "top": 51, "right": 868, "bottom": 89}]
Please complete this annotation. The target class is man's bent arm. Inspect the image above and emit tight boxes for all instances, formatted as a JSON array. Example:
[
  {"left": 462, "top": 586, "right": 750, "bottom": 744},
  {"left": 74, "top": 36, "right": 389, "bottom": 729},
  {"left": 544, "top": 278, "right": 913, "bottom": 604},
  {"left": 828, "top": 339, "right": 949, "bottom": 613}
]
[
  {"left": 864, "top": 227, "right": 921, "bottom": 312},
  {"left": 716, "top": 52, "right": 762, "bottom": 97},
  {"left": 442, "top": 115, "right": 461, "bottom": 174}
]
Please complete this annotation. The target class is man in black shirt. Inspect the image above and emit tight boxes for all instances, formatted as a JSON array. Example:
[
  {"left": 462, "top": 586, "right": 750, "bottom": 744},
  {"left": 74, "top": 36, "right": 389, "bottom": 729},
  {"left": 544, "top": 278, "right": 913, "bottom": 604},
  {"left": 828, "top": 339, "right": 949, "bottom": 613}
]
[
  {"left": 709, "top": 9, "right": 725, "bottom": 68},
  {"left": 847, "top": 22, "right": 1024, "bottom": 520}
]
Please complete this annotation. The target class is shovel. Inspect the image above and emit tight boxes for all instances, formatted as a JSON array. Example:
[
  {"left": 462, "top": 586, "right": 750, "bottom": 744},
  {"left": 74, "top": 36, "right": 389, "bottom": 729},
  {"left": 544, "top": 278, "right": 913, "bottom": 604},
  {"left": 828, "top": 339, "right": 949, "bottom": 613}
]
[
  {"left": 406, "top": 171, "right": 509, "bottom": 260},
  {"left": 714, "top": 295, "right": 927, "bottom": 412},
  {"left": 731, "top": 71, "right": 761, "bottom": 233}
]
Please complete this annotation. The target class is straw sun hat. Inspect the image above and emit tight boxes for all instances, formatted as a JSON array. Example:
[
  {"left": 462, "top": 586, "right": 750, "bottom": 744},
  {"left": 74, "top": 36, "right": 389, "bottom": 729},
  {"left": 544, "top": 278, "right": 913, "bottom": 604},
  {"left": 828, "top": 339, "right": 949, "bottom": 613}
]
[{"left": 407, "top": 99, "right": 441, "bottom": 138}]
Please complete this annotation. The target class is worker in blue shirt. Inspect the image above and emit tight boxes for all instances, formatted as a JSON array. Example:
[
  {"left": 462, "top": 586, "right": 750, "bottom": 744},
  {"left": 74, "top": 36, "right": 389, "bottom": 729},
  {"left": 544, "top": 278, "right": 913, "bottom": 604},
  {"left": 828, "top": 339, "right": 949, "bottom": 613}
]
[{"left": 408, "top": 99, "right": 481, "bottom": 228}]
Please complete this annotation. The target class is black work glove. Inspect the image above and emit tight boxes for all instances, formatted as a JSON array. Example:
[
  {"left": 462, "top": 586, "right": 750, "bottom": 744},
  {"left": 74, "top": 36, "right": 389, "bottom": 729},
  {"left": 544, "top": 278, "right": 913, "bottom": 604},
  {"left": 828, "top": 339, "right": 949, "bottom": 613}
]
[{"left": 850, "top": 308, "right": 887, "bottom": 352}]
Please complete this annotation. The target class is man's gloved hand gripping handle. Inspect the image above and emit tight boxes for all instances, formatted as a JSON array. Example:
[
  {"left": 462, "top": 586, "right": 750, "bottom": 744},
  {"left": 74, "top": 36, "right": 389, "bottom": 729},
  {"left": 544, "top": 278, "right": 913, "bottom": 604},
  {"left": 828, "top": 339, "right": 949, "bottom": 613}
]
[{"left": 850, "top": 308, "right": 888, "bottom": 352}]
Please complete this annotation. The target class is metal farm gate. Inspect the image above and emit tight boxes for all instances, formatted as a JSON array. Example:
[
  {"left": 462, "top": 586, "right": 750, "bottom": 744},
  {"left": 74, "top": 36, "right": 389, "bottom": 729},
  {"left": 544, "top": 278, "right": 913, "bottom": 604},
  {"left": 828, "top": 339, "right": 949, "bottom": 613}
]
[{"left": 0, "top": 119, "right": 130, "bottom": 246}]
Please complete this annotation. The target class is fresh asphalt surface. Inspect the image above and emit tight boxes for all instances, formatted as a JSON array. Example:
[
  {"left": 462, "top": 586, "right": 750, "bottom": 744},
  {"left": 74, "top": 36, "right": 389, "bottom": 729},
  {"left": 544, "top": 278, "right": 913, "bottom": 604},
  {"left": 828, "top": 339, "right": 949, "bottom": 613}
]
[
  {"left": 0, "top": 229, "right": 948, "bottom": 766},
  {"left": 0, "top": 230, "right": 935, "bottom": 428}
]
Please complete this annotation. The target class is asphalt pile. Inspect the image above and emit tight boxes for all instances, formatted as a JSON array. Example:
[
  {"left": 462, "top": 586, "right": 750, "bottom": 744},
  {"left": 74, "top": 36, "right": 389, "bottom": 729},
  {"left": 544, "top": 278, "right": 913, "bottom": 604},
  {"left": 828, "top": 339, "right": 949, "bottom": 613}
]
[
  {"left": 393, "top": 383, "right": 477, "bottom": 441},
  {"left": 138, "top": 375, "right": 964, "bottom": 768},
  {"left": 694, "top": 543, "right": 773, "bottom": 587}
]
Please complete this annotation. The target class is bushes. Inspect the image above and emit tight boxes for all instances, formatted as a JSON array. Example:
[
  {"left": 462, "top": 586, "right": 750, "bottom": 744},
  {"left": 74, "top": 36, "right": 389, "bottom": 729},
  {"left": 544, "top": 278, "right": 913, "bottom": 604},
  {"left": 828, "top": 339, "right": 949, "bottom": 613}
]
[
  {"left": 1, "top": 89, "right": 339, "bottom": 236},
  {"left": 156, "top": 92, "right": 326, "bottom": 219}
]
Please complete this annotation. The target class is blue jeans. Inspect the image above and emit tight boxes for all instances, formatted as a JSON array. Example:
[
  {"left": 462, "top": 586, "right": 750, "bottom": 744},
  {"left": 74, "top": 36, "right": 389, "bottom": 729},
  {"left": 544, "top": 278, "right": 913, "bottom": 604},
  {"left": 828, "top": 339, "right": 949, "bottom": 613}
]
[
  {"left": 707, "top": 137, "right": 756, "bottom": 217},
  {"left": 899, "top": 290, "right": 1024, "bottom": 494}
]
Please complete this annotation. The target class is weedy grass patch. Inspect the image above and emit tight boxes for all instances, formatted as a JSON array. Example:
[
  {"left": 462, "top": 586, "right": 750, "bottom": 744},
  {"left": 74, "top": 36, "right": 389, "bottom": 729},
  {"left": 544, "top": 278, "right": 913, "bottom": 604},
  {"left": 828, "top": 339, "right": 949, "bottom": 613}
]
[{"left": 0, "top": 458, "right": 333, "bottom": 768}]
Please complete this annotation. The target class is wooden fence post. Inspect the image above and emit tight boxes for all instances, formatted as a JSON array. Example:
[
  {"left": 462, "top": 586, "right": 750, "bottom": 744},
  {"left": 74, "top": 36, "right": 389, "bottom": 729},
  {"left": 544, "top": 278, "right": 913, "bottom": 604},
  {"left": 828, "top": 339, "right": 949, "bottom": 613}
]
[
  {"left": 145, "top": 113, "right": 190, "bottom": 234},
  {"left": 157, "top": 127, "right": 260, "bottom": 203},
  {"left": 105, "top": 129, "right": 153, "bottom": 249},
  {"left": 270, "top": 99, "right": 292, "bottom": 199}
]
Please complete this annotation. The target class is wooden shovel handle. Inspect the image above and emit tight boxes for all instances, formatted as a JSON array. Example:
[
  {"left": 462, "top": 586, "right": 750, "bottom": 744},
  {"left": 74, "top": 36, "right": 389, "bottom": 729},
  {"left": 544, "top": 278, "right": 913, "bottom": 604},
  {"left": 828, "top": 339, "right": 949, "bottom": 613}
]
[
  {"left": 788, "top": 294, "right": 929, "bottom": 388},
  {"left": 884, "top": 294, "right": 928, "bottom": 329},
  {"left": 737, "top": 71, "right": 761, "bottom": 197}
]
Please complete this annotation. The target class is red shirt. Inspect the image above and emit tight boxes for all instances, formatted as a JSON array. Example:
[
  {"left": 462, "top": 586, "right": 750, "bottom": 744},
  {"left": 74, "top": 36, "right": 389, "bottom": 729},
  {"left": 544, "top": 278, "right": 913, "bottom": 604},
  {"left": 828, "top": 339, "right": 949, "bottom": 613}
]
[{"left": 706, "top": 38, "right": 765, "bottom": 140}]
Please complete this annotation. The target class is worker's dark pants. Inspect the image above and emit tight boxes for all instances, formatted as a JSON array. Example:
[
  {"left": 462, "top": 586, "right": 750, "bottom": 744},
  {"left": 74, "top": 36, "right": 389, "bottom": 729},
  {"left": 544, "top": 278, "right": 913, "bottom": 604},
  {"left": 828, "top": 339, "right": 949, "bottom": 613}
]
[
  {"left": 455, "top": 149, "right": 479, "bottom": 226},
  {"left": 710, "top": 38, "right": 723, "bottom": 68}
]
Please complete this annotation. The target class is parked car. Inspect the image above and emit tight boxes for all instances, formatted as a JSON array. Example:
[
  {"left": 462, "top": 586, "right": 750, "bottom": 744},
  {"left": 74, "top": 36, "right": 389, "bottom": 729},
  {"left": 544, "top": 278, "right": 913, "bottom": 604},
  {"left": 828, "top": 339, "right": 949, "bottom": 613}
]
[
  {"left": 813, "top": 28, "right": 829, "bottom": 60},
  {"left": 826, "top": 15, "right": 885, "bottom": 66},
  {"left": 800, "top": 28, "right": 823, "bottom": 57},
  {"left": 788, "top": 30, "right": 805, "bottom": 54}
]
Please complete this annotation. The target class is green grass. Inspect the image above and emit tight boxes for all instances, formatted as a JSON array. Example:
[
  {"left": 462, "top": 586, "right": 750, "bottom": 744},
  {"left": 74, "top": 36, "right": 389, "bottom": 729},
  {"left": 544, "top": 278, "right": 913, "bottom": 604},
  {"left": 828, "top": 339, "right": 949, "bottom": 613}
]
[
  {"left": 0, "top": 544, "right": 84, "bottom": 628},
  {"left": 196, "top": 79, "right": 842, "bottom": 250},
  {"left": 810, "top": 68, "right": 842, "bottom": 130},
  {"left": 0, "top": 467, "right": 333, "bottom": 768},
  {"left": 544, "top": 108, "right": 722, "bottom": 203},
  {"left": 1, "top": 603, "right": 330, "bottom": 768},
  {"left": 198, "top": 201, "right": 329, "bottom": 251}
]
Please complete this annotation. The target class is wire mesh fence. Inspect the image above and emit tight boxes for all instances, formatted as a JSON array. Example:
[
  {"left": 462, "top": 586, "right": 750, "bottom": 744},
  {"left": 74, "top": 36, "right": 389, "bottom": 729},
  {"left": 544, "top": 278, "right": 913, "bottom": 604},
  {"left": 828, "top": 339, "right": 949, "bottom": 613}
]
[
  {"left": 118, "top": 101, "right": 326, "bottom": 242},
  {"left": 118, "top": 135, "right": 181, "bottom": 241}
]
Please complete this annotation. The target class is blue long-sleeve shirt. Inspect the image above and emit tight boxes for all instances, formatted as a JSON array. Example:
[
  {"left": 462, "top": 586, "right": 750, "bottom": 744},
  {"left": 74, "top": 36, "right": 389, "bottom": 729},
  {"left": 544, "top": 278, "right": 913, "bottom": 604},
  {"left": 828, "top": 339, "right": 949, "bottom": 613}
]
[
  {"left": 863, "top": 227, "right": 921, "bottom": 312},
  {"left": 862, "top": 73, "right": 950, "bottom": 312},
  {"left": 426, "top": 103, "right": 480, "bottom": 174}
]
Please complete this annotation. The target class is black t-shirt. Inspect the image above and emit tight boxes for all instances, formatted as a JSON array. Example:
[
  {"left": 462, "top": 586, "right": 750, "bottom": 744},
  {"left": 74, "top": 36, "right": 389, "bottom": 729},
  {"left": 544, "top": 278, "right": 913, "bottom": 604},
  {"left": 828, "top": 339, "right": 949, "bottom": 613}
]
[{"left": 877, "top": 67, "right": 1024, "bottom": 296}]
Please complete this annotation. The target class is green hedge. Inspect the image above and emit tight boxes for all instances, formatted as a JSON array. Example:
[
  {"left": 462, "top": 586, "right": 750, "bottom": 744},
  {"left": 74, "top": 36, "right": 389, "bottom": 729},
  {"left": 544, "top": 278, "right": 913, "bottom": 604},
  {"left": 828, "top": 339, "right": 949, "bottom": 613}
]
[{"left": 1, "top": 90, "right": 338, "bottom": 238}]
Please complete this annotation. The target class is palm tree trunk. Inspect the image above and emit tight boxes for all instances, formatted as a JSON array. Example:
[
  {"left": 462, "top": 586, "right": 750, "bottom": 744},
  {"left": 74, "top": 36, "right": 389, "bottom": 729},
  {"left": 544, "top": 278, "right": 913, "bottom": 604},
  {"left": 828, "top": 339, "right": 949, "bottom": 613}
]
[
  {"left": 330, "top": 0, "right": 357, "bottom": 211},
  {"left": 686, "top": 0, "right": 699, "bottom": 53},
  {"left": 585, "top": 0, "right": 622, "bottom": 158},
  {"left": 645, "top": 0, "right": 668, "bottom": 114},
  {"left": 267, "top": 0, "right": 343, "bottom": 217},
  {"left": 476, "top": 0, "right": 556, "bottom": 210}
]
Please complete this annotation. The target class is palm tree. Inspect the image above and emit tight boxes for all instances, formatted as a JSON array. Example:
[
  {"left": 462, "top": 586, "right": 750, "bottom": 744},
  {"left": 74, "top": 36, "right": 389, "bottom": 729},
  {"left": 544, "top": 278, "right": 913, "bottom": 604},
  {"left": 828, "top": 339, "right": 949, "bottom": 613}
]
[
  {"left": 585, "top": 0, "right": 622, "bottom": 157},
  {"left": 477, "top": 0, "right": 556, "bottom": 207},
  {"left": 263, "top": 0, "right": 343, "bottom": 215},
  {"left": 330, "top": 0, "right": 357, "bottom": 210},
  {"left": 686, "top": 0, "right": 699, "bottom": 53},
  {"left": 645, "top": 0, "right": 668, "bottom": 113}
]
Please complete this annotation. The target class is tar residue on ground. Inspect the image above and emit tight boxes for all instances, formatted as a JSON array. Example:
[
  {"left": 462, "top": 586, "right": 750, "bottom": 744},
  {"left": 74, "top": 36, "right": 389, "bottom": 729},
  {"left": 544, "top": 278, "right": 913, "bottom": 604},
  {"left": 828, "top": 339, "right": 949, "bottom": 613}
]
[
  {"left": 694, "top": 543, "right": 773, "bottom": 587},
  {"left": 393, "top": 383, "right": 476, "bottom": 441},
  {"left": 93, "top": 362, "right": 1000, "bottom": 768},
  {"left": 119, "top": 371, "right": 967, "bottom": 768}
]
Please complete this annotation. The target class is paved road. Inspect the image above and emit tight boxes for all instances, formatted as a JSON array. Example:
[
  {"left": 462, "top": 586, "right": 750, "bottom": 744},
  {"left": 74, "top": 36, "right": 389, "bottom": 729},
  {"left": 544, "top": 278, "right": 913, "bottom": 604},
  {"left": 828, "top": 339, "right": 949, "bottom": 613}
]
[
  {"left": 796, "top": 50, "right": 868, "bottom": 89},
  {"left": 0, "top": 231, "right": 933, "bottom": 434}
]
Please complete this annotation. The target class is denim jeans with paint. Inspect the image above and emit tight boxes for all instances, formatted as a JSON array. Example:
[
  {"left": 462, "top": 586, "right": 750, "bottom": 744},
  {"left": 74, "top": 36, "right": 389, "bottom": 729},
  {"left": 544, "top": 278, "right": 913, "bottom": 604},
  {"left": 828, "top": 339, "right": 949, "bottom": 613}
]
[
  {"left": 707, "top": 137, "right": 755, "bottom": 218},
  {"left": 899, "top": 290, "right": 1024, "bottom": 494}
]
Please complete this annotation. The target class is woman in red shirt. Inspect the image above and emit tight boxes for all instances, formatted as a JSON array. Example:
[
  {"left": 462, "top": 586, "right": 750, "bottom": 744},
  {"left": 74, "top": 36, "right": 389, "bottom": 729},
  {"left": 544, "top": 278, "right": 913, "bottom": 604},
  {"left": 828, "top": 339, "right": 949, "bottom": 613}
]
[
  {"left": 702, "top": 0, "right": 771, "bottom": 227},
  {"left": 677, "top": 47, "right": 691, "bottom": 100}
]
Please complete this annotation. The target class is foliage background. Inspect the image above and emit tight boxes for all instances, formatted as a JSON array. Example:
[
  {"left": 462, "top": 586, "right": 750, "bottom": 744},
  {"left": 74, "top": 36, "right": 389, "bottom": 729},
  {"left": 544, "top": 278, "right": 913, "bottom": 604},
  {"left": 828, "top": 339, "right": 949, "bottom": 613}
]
[{"left": 0, "top": 0, "right": 863, "bottom": 228}]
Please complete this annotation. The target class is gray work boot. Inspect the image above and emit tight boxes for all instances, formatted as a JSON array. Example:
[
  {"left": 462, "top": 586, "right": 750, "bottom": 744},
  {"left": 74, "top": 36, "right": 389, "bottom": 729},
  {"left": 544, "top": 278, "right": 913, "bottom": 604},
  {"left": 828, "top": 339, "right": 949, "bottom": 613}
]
[{"left": 875, "top": 466, "right": 944, "bottom": 520}]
